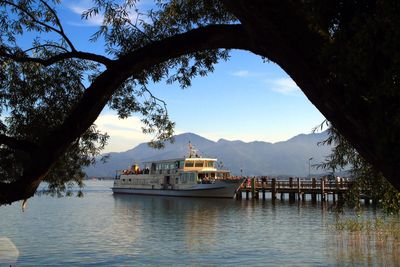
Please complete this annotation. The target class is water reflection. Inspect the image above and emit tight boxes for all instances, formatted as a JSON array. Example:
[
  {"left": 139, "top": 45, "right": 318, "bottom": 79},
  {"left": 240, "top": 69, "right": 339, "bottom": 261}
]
[
  {"left": 96, "top": 196, "right": 143, "bottom": 256},
  {"left": 1, "top": 181, "right": 400, "bottom": 266},
  {"left": 112, "top": 195, "right": 234, "bottom": 254},
  {"left": 0, "top": 237, "right": 19, "bottom": 266}
]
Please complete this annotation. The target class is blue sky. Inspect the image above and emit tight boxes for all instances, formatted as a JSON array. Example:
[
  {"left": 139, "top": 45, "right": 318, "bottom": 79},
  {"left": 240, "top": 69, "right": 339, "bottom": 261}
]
[{"left": 31, "top": 1, "right": 326, "bottom": 152}]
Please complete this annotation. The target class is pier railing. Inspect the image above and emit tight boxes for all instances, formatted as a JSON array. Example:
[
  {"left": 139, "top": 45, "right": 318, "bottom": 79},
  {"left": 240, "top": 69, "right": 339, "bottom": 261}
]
[{"left": 236, "top": 177, "right": 351, "bottom": 202}]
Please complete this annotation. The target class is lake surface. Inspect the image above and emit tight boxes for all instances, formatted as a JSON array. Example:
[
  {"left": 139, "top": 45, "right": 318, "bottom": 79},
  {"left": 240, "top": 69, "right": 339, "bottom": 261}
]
[{"left": 0, "top": 180, "right": 399, "bottom": 266}]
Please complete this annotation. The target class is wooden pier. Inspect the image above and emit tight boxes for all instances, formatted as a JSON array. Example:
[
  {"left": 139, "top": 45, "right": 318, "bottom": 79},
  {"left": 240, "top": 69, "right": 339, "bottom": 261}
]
[{"left": 236, "top": 177, "right": 349, "bottom": 203}]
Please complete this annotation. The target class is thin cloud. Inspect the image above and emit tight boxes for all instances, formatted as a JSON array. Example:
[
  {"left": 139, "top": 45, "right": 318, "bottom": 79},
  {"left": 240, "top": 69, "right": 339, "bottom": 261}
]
[
  {"left": 231, "top": 70, "right": 251, "bottom": 77},
  {"left": 95, "top": 114, "right": 144, "bottom": 136},
  {"left": 266, "top": 78, "right": 301, "bottom": 96},
  {"left": 67, "top": 2, "right": 104, "bottom": 26},
  {"left": 95, "top": 114, "right": 149, "bottom": 152},
  {"left": 230, "top": 70, "right": 268, "bottom": 78}
]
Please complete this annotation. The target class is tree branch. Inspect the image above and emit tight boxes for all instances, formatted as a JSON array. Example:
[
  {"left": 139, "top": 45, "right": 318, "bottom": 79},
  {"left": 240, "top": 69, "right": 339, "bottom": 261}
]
[
  {"left": 0, "top": 23, "right": 250, "bottom": 205},
  {"left": 0, "top": 50, "right": 113, "bottom": 67},
  {"left": 51, "top": 24, "right": 251, "bottom": 151},
  {"left": 38, "top": 0, "right": 76, "bottom": 51},
  {"left": 142, "top": 86, "right": 168, "bottom": 112},
  {"left": 2, "top": 0, "right": 76, "bottom": 51},
  {"left": 0, "top": 134, "right": 39, "bottom": 153},
  {"left": 23, "top": 44, "right": 69, "bottom": 54}
]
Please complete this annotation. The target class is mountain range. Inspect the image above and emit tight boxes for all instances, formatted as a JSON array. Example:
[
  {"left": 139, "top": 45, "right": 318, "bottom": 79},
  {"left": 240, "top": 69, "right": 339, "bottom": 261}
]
[{"left": 85, "top": 131, "right": 333, "bottom": 178}]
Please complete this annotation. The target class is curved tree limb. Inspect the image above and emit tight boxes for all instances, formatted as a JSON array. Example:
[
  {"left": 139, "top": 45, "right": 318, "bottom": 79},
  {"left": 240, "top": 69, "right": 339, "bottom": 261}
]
[
  {"left": 23, "top": 44, "right": 69, "bottom": 54},
  {"left": 0, "top": 50, "right": 113, "bottom": 67},
  {"left": 49, "top": 24, "right": 252, "bottom": 151},
  {"left": 0, "top": 23, "right": 251, "bottom": 205},
  {"left": 2, "top": 1, "right": 399, "bottom": 206},
  {"left": 222, "top": 0, "right": 400, "bottom": 190},
  {"left": 0, "top": 134, "right": 39, "bottom": 153}
]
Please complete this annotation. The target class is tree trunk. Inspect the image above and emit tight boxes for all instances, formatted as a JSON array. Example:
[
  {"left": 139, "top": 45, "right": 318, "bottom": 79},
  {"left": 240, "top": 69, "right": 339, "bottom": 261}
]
[{"left": 223, "top": 0, "right": 400, "bottom": 189}]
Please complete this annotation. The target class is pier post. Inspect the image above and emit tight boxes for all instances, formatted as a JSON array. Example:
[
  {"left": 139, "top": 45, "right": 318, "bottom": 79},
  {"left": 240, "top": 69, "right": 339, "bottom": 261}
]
[
  {"left": 289, "top": 177, "right": 295, "bottom": 202},
  {"left": 272, "top": 178, "right": 277, "bottom": 200},
  {"left": 236, "top": 189, "right": 242, "bottom": 200},
  {"left": 251, "top": 178, "right": 258, "bottom": 199},
  {"left": 338, "top": 192, "right": 344, "bottom": 204},
  {"left": 311, "top": 178, "right": 317, "bottom": 203},
  {"left": 297, "top": 177, "right": 301, "bottom": 201},
  {"left": 261, "top": 177, "right": 266, "bottom": 200},
  {"left": 289, "top": 193, "right": 296, "bottom": 203},
  {"left": 321, "top": 178, "right": 326, "bottom": 202},
  {"left": 333, "top": 178, "right": 339, "bottom": 203}
]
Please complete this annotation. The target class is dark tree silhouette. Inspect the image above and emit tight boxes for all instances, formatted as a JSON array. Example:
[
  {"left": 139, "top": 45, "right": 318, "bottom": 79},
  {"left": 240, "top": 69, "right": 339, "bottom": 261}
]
[{"left": 0, "top": 0, "right": 399, "bottom": 205}]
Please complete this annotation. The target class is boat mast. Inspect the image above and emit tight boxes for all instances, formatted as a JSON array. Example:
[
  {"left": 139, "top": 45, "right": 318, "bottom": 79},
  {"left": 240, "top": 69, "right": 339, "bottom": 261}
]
[{"left": 188, "top": 141, "right": 199, "bottom": 158}]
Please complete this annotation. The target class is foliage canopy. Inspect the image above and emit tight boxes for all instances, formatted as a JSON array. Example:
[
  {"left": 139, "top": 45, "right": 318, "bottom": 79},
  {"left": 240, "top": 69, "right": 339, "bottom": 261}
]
[{"left": 318, "top": 123, "right": 400, "bottom": 214}]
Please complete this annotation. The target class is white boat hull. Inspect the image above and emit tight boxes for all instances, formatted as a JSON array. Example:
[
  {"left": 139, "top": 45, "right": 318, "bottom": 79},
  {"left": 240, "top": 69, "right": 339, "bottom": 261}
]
[{"left": 112, "top": 180, "right": 242, "bottom": 198}]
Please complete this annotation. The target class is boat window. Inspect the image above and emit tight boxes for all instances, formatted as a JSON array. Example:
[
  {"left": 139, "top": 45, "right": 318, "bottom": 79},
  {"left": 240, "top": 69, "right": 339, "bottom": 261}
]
[
  {"left": 185, "top": 161, "right": 194, "bottom": 167},
  {"left": 195, "top": 161, "right": 204, "bottom": 167},
  {"left": 179, "top": 161, "right": 184, "bottom": 169},
  {"left": 207, "top": 161, "right": 214, "bottom": 167}
]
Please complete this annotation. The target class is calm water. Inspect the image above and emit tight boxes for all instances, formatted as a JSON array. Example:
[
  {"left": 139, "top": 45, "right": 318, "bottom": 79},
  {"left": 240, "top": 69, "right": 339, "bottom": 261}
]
[{"left": 0, "top": 180, "right": 399, "bottom": 266}]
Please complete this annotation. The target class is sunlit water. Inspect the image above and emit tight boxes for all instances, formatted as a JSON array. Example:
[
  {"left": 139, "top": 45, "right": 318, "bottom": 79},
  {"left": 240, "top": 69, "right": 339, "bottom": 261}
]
[{"left": 0, "top": 180, "right": 399, "bottom": 266}]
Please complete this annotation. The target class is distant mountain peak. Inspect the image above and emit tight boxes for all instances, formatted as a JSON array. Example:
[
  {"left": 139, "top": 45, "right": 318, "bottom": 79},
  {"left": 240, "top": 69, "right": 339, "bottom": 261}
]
[
  {"left": 85, "top": 131, "right": 333, "bottom": 178},
  {"left": 286, "top": 131, "right": 328, "bottom": 142},
  {"left": 174, "top": 132, "right": 214, "bottom": 142}
]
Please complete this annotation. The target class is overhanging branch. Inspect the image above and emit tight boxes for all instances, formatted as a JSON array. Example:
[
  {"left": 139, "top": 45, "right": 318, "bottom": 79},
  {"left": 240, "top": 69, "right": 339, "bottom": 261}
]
[
  {"left": 0, "top": 23, "right": 251, "bottom": 205},
  {"left": 0, "top": 134, "right": 39, "bottom": 154},
  {"left": 50, "top": 23, "right": 252, "bottom": 151},
  {"left": 0, "top": 50, "right": 113, "bottom": 67}
]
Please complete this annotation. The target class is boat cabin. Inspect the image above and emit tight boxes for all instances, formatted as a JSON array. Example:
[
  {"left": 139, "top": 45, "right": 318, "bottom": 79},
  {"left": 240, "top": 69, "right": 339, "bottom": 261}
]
[{"left": 116, "top": 157, "right": 230, "bottom": 189}]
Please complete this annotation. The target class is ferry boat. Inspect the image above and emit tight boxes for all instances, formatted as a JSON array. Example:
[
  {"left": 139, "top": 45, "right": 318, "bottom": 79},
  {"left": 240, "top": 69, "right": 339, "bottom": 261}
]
[{"left": 112, "top": 145, "right": 243, "bottom": 198}]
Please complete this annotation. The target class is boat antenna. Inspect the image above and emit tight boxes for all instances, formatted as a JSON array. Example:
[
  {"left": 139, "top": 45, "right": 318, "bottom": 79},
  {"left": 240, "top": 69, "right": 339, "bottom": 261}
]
[
  {"left": 188, "top": 141, "right": 199, "bottom": 158},
  {"left": 188, "top": 141, "right": 193, "bottom": 158}
]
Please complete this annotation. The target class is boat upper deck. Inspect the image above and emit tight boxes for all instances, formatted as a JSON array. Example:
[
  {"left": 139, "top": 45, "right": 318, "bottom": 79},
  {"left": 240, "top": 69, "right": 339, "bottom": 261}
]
[{"left": 146, "top": 157, "right": 219, "bottom": 173}]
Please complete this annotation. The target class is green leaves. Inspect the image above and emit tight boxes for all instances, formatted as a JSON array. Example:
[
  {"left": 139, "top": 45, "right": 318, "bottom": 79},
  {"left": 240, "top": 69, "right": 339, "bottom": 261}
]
[
  {"left": 318, "top": 123, "right": 400, "bottom": 213},
  {"left": 0, "top": 0, "right": 236, "bottom": 198},
  {"left": 0, "top": 49, "right": 109, "bottom": 192}
]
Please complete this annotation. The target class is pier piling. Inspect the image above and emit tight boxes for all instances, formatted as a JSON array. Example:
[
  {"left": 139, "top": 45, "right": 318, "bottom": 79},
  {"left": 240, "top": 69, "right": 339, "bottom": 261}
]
[
  {"left": 271, "top": 178, "right": 277, "bottom": 200},
  {"left": 236, "top": 177, "right": 354, "bottom": 204},
  {"left": 311, "top": 178, "right": 317, "bottom": 203}
]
